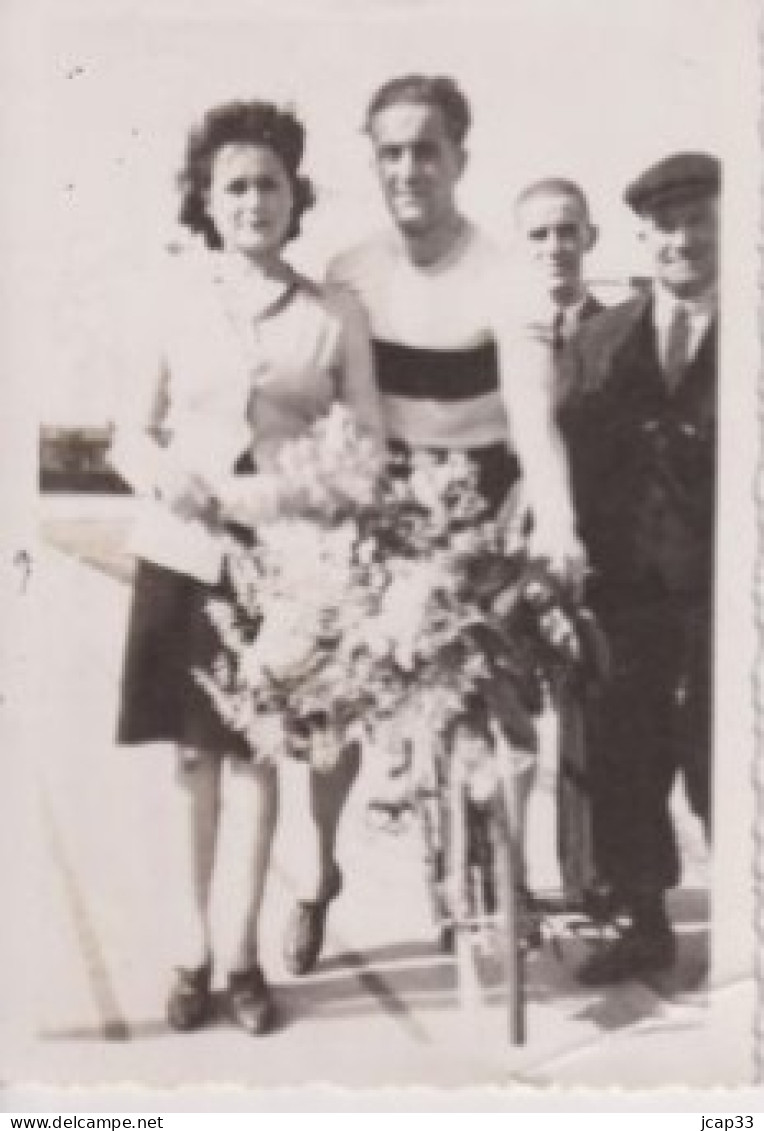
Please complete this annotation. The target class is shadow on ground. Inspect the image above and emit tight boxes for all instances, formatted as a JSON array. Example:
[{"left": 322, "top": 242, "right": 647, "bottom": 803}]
[{"left": 39, "top": 887, "right": 707, "bottom": 1045}]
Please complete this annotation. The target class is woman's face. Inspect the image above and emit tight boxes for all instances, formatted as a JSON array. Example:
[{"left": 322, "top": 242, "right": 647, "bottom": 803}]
[{"left": 206, "top": 142, "right": 295, "bottom": 259}]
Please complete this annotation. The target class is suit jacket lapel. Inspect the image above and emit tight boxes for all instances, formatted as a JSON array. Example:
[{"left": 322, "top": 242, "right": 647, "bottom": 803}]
[
  {"left": 580, "top": 293, "right": 605, "bottom": 322},
  {"left": 671, "top": 316, "right": 717, "bottom": 429},
  {"left": 602, "top": 293, "right": 658, "bottom": 391}
]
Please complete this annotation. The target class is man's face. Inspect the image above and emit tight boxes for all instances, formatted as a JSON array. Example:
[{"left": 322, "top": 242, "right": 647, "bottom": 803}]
[
  {"left": 515, "top": 191, "right": 596, "bottom": 300},
  {"left": 639, "top": 195, "right": 719, "bottom": 298},
  {"left": 368, "top": 102, "right": 465, "bottom": 236}
]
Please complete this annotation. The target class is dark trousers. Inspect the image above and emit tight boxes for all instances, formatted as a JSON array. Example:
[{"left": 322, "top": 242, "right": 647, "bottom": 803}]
[
  {"left": 556, "top": 683, "right": 598, "bottom": 903},
  {"left": 577, "top": 591, "right": 711, "bottom": 904}
]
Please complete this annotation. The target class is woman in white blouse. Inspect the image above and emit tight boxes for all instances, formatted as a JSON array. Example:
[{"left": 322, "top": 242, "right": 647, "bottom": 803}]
[{"left": 111, "top": 100, "right": 382, "bottom": 1035}]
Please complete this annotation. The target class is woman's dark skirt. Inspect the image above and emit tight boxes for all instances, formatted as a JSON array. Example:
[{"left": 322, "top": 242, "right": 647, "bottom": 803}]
[{"left": 117, "top": 557, "right": 250, "bottom": 756}]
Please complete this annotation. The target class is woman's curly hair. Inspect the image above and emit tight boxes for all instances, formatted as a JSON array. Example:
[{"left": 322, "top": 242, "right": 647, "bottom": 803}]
[{"left": 177, "top": 100, "right": 315, "bottom": 247}]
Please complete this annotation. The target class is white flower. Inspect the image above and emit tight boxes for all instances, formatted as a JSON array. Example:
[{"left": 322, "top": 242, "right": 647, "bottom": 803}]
[
  {"left": 243, "top": 597, "right": 319, "bottom": 679},
  {"left": 251, "top": 712, "right": 287, "bottom": 764},
  {"left": 238, "top": 638, "right": 267, "bottom": 688},
  {"left": 407, "top": 468, "right": 446, "bottom": 515},
  {"left": 356, "top": 537, "right": 376, "bottom": 566},
  {"left": 308, "top": 721, "right": 343, "bottom": 774},
  {"left": 205, "top": 599, "right": 242, "bottom": 651}
]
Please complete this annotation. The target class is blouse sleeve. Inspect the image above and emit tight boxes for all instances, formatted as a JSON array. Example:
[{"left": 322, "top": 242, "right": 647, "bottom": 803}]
[
  {"left": 108, "top": 268, "right": 202, "bottom": 500},
  {"left": 324, "top": 283, "right": 385, "bottom": 446}
]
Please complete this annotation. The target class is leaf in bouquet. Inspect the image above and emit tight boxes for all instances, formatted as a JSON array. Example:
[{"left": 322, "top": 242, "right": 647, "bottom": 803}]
[
  {"left": 211, "top": 649, "right": 234, "bottom": 688},
  {"left": 458, "top": 616, "right": 543, "bottom": 713},
  {"left": 224, "top": 556, "right": 267, "bottom": 621},
  {"left": 422, "top": 637, "right": 468, "bottom": 676},
  {"left": 354, "top": 536, "right": 378, "bottom": 568},
  {"left": 463, "top": 650, "right": 492, "bottom": 681},
  {"left": 477, "top": 674, "right": 537, "bottom": 751},
  {"left": 204, "top": 598, "right": 248, "bottom": 655},
  {"left": 492, "top": 649, "right": 545, "bottom": 715},
  {"left": 446, "top": 524, "right": 495, "bottom": 563},
  {"left": 461, "top": 617, "right": 513, "bottom": 660},
  {"left": 413, "top": 608, "right": 470, "bottom": 662},
  {"left": 518, "top": 559, "right": 574, "bottom": 617},
  {"left": 487, "top": 580, "right": 527, "bottom": 626},
  {"left": 460, "top": 551, "right": 526, "bottom": 605},
  {"left": 574, "top": 608, "right": 611, "bottom": 685},
  {"left": 373, "top": 509, "right": 425, "bottom": 555},
  {"left": 442, "top": 483, "right": 485, "bottom": 525},
  {"left": 192, "top": 668, "right": 260, "bottom": 748},
  {"left": 538, "top": 606, "right": 581, "bottom": 660}
]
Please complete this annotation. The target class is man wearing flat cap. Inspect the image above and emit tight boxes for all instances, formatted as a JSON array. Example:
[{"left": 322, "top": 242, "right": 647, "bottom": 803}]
[{"left": 558, "top": 152, "right": 719, "bottom": 984}]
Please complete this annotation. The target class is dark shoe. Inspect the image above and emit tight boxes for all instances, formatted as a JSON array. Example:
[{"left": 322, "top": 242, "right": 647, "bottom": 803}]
[
  {"left": 577, "top": 923, "right": 677, "bottom": 986},
  {"left": 438, "top": 924, "right": 455, "bottom": 954},
  {"left": 516, "top": 887, "right": 543, "bottom": 950},
  {"left": 282, "top": 863, "right": 343, "bottom": 976},
  {"left": 524, "top": 890, "right": 574, "bottom": 916},
  {"left": 466, "top": 802, "right": 497, "bottom": 916},
  {"left": 166, "top": 962, "right": 212, "bottom": 1032},
  {"left": 527, "top": 883, "right": 624, "bottom": 920},
  {"left": 581, "top": 881, "right": 625, "bottom": 923},
  {"left": 227, "top": 966, "right": 276, "bottom": 1035}
]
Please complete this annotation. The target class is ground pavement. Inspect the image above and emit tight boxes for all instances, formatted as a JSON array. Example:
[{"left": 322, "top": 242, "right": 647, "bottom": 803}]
[{"left": 0, "top": 501, "right": 752, "bottom": 1093}]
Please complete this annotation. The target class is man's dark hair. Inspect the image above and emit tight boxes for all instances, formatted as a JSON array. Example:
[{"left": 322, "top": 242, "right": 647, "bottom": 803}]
[{"left": 364, "top": 74, "right": 471, "bottom": 146}]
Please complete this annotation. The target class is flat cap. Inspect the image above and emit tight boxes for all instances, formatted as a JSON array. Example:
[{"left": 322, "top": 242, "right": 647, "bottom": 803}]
[{"left": 624, "top": 152, "right": 721, "bottom": 215}]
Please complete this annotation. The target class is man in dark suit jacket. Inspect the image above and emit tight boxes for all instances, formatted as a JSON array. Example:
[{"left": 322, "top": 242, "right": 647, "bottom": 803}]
[
  {"left": 513, "top": 177, "right": 604, "bottom": 343},
  {"left": 558, "top": 153, "right": 718, "bottom": 983},
  {"left": 514, "top": 178, "right": 607, "bottom": 912}
]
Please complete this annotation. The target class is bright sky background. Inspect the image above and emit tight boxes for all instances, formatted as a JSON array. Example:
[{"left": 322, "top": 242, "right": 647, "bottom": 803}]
[{"left": 6, "top": 0, "right": 740, "bottom": 423}]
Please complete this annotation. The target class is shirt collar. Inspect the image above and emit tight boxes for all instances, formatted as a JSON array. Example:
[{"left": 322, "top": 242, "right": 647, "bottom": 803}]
[
  {"left": 555, "top": 290, "right": 593, "bottom": 335},
  {"left": 653, "top": 279, "right": 718, "bottom": 327},
  {"left": 563, "top": 293, "right": 590, "bottom": 322}
]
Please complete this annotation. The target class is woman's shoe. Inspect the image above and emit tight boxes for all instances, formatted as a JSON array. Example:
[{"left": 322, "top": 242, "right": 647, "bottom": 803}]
[
  {"left": 166, "top": 962, "right": 213, "bottom": 1032},
  {"left": 227, "top": 966, "right": 276, "bottom": 1035},
  {"left": 282, "top": 862, "right": 343, "bottom": 976}
]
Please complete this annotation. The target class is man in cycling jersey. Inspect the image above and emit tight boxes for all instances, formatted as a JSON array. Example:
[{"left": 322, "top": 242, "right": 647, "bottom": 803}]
[{"left": 282, "top": 73, "right": 583, "bottom": 975}]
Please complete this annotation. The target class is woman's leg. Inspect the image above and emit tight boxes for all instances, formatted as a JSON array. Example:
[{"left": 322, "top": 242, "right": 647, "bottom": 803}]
[
  {"left": 216, "top": 757, "right": 279, "bottom": 975},
  {"left": 281, "top": 744, "right": 361, "bottom": 976},
  {"left": 166, "top": 747, "right": 221, "bottom": 1031},
  {"left": 213, "top": 757, "right": 279, "bottom": 1034},
  {"left": 174, "top": 746, "right": 222, "bottom": 969},
  {"left": 308, "top": 743, "right": 361, "bottom": 898}
]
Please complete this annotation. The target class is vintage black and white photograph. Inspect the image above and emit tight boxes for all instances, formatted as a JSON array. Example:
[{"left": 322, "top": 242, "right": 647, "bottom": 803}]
[{"left": 1, "top": 0, "right": 758, "bottom": 1103}]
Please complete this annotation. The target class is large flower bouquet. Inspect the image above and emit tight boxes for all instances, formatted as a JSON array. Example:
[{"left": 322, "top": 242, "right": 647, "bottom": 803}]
[{"left": 194, "top": 404, "right": 605, "bottom": 773}]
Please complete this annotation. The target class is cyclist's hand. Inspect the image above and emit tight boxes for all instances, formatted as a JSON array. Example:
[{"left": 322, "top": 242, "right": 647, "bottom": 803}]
[{"left": 529, "top": 526, "right": 587, "bottom": 599}]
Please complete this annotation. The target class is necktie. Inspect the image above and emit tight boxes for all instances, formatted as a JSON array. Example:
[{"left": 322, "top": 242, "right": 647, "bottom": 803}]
[
  {"left": 552, "top": 309, "right": 566, "bottom": 356},
  {"left": 663, "top": 304, "right": 692, "bottom": 392}
]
